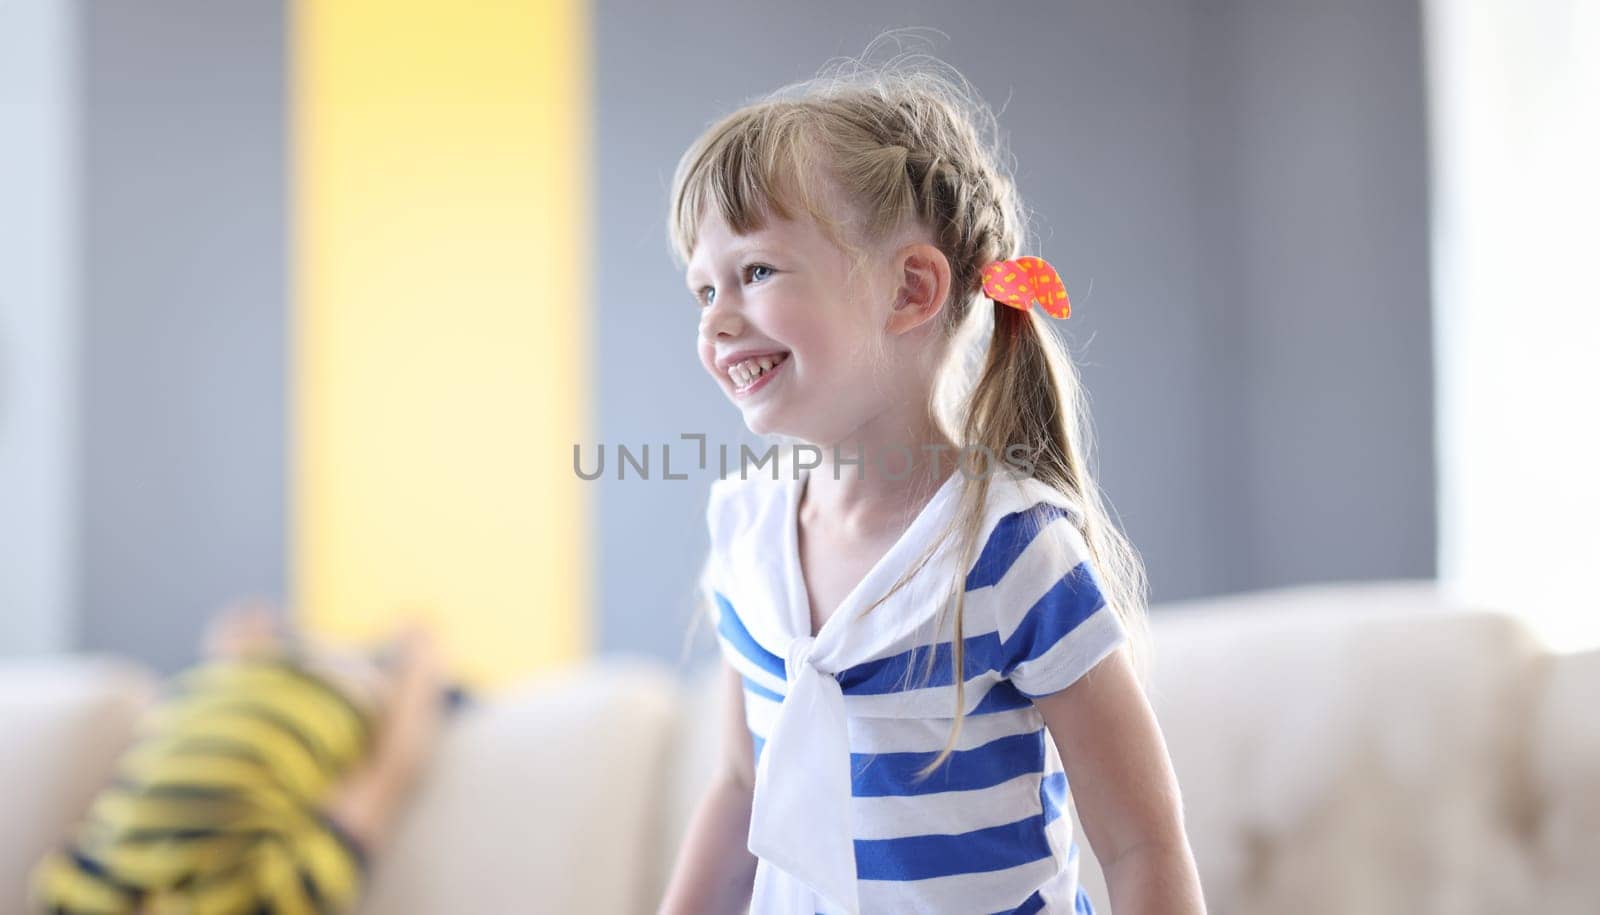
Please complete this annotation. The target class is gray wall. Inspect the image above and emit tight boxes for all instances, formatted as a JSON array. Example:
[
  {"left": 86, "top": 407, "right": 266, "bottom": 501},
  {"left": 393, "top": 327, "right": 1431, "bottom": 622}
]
[
  {"left": 77, "top": 1, "right": 289, "bottom": 673},
  {"left": 1, "top": 0, "right": 1432, "bottom": 673},
  {"left": 594, "top": 1, "right": 1434, "bottom": 668},
  {"left": 1195, "top": 0, "right": 1435, "bottom": 592},
  {"left": 0, "top": 0, "right": 79, "bottom": 657}
]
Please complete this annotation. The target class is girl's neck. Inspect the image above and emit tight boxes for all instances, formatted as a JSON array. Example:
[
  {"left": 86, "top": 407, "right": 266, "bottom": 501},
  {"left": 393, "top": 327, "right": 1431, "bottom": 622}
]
[{"left": 801, "top": 411, "right": 957, "bottom": 538}]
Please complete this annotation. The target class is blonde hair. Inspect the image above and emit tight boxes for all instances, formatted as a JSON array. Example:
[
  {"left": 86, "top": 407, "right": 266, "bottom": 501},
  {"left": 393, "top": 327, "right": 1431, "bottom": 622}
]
[{"left": 670, "top": 36, "right": 1151, "bottom": 781}]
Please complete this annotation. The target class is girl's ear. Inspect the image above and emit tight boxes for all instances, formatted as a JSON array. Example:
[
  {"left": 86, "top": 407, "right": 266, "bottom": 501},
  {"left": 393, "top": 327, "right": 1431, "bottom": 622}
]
[{"left": 885, "top": 242, "right": 951, "bottom": 336}]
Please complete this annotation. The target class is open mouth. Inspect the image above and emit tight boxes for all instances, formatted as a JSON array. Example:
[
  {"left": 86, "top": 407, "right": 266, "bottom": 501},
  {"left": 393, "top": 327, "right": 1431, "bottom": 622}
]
[{"left": 728, "top": 351, "right": 790, "bottom": 394}]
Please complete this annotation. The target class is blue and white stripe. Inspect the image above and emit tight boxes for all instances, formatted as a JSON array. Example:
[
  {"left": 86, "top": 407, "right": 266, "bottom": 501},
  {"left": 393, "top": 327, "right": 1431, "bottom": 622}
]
[{"left": 705, "top": 479, "right": 1127, "bottom": 914}]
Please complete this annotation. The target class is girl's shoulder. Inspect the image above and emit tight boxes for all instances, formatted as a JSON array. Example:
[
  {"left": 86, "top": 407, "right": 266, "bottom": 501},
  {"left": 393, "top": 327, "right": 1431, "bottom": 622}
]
[
  {"left": 698, "top": 472, "right": 791, "bottom": 633},
  {"left": 971, "top": 471, "right": 1090, "bottom": 547},
  {"left": 963, "top": 471, "right": 1097, "bottom": 604},
  {"left": 965, "top": 473, "right": 1125, "bottom": 699}
]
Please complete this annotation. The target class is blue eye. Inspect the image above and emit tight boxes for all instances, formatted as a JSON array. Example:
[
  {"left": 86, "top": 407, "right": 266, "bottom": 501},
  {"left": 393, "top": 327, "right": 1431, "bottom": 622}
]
[{"left": 694, "top": 264, "right": 774, "bottom": 308}]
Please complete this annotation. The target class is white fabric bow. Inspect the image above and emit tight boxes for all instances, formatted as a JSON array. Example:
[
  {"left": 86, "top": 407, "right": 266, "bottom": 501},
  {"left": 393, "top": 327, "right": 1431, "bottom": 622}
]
[
  {"left": 746, "top": 633, "right": 862, "bottom": 914},
  {"left": 727, "top": 467, "right": 1036, "bottom": 914}
]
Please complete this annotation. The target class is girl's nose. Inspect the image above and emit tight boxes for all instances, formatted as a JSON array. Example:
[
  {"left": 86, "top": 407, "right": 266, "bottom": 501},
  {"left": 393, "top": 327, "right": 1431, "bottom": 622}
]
[{"left": 700, "top": 289, "right": 746, "bottom": 339}]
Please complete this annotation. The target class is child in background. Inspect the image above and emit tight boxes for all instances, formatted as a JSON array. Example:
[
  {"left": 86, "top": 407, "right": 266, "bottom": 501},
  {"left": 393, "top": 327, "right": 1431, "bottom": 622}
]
[
  {"left": 30, "top": 601, "right": 452, "bottom": 915},
  {"left": 659, "top": 48, "right": 1206, "bottom": 915}
]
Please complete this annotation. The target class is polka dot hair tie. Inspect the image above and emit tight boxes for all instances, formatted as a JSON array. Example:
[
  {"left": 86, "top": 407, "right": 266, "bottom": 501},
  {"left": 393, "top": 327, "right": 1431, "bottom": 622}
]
[{"left": 980, "top": 255, "right": 1071, "bottom": 319}]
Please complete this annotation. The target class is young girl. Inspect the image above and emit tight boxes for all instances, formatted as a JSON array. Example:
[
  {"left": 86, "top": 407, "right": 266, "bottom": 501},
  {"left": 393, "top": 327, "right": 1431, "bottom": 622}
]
[{"left": 658, "top": 57, "right": 1206, "bottom": 915}]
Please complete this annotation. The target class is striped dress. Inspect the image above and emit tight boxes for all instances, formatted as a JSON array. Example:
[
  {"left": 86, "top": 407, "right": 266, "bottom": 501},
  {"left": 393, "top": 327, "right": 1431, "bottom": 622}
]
[
  {"left": 30, "top": 658, "right": 373, "bottom": 915},
  {"left": 702, "top": 467, "right": 1127, "bottom": 914}
]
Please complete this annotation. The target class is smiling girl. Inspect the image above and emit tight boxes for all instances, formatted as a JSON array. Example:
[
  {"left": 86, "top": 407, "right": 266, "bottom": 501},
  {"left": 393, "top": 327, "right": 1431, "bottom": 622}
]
[{"left": 658, "top": 54, "right": 1205, "bottom": 915}]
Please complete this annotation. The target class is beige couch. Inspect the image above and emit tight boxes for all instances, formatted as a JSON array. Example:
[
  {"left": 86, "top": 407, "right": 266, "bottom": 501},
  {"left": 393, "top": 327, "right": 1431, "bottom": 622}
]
[{"left": 3, "top": 580, "right": 1596, "bottom": 914}]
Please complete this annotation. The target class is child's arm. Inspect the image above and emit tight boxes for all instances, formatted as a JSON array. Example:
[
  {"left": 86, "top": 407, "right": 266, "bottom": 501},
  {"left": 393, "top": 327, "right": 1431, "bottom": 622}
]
[
  {"left": 658, "top": 659, "right": 759, "bottom": 915},
  {"left": 324, "top": 627, "right": 445, "bottom": 858},
  {"left": 1033, "top": 646, "right": 1206, "bottom": 915}
]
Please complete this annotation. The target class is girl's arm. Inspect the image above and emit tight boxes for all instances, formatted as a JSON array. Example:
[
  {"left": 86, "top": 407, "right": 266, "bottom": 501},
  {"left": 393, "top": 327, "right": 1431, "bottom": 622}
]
[
  {"left": 1033, "top": 646, "right": 1207, "bottom": 915},
  {"left": 658, "top": 659, "right": 760, "bottom": 915}
]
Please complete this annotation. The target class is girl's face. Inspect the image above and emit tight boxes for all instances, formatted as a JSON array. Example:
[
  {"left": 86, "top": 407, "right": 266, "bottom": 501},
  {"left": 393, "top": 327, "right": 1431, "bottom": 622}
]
[{"left": 688, "top": 200, "right": 889, "bottom": 443}]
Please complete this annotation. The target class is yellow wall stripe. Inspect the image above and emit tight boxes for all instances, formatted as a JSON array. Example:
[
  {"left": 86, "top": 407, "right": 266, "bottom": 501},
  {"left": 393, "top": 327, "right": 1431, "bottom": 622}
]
[{"left": 291, "top": 0, "right": 591, "bottom": 687}]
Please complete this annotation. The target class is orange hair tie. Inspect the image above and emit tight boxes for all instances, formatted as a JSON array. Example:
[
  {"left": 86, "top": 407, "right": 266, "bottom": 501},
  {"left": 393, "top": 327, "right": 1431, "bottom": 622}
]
[{"left": 980, "top": 255, "right": 1071, "bottom": 319}]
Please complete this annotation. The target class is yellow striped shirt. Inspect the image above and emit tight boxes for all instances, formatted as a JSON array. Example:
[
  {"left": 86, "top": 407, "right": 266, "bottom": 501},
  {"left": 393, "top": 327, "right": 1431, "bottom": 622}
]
[{"left": 31, "top": 658, "right": 375, "bottom": 915}]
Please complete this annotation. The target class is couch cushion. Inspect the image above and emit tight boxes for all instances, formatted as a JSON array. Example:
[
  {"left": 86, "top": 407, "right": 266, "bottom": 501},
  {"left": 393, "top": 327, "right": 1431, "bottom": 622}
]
[
  {"left": 1073, "top": 580, "right": 1542, "bottom": 915},
  {"left": 0, "top": 656, "right": 158, "bottom": 904},
  {"left": 357, "top": 656, "right": 683, "bottom": 915}
]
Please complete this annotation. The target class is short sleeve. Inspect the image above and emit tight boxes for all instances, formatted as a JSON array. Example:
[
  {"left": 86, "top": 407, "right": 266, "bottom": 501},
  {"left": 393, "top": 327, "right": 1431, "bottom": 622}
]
[{"left": 989, "top": 505, "right": 1129, "bottom": 699}]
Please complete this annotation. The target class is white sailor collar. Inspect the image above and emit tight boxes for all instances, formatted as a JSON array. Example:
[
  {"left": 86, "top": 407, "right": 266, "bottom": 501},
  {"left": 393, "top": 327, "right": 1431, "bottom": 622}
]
[{"left": 708, "top": 465, "right": 1084, "bottom": 915}]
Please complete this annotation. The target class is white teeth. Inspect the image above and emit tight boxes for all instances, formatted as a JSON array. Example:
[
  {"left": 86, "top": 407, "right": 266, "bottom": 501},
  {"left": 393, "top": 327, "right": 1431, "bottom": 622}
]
[{"left": 728, "top": 353, "right": 787, "bottom": 388}]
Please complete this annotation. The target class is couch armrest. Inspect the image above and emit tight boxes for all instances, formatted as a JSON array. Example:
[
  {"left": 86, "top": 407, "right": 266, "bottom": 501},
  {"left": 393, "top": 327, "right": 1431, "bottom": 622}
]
[{"left": 0, "top": 656, "right": 159, "bottom": 903}]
